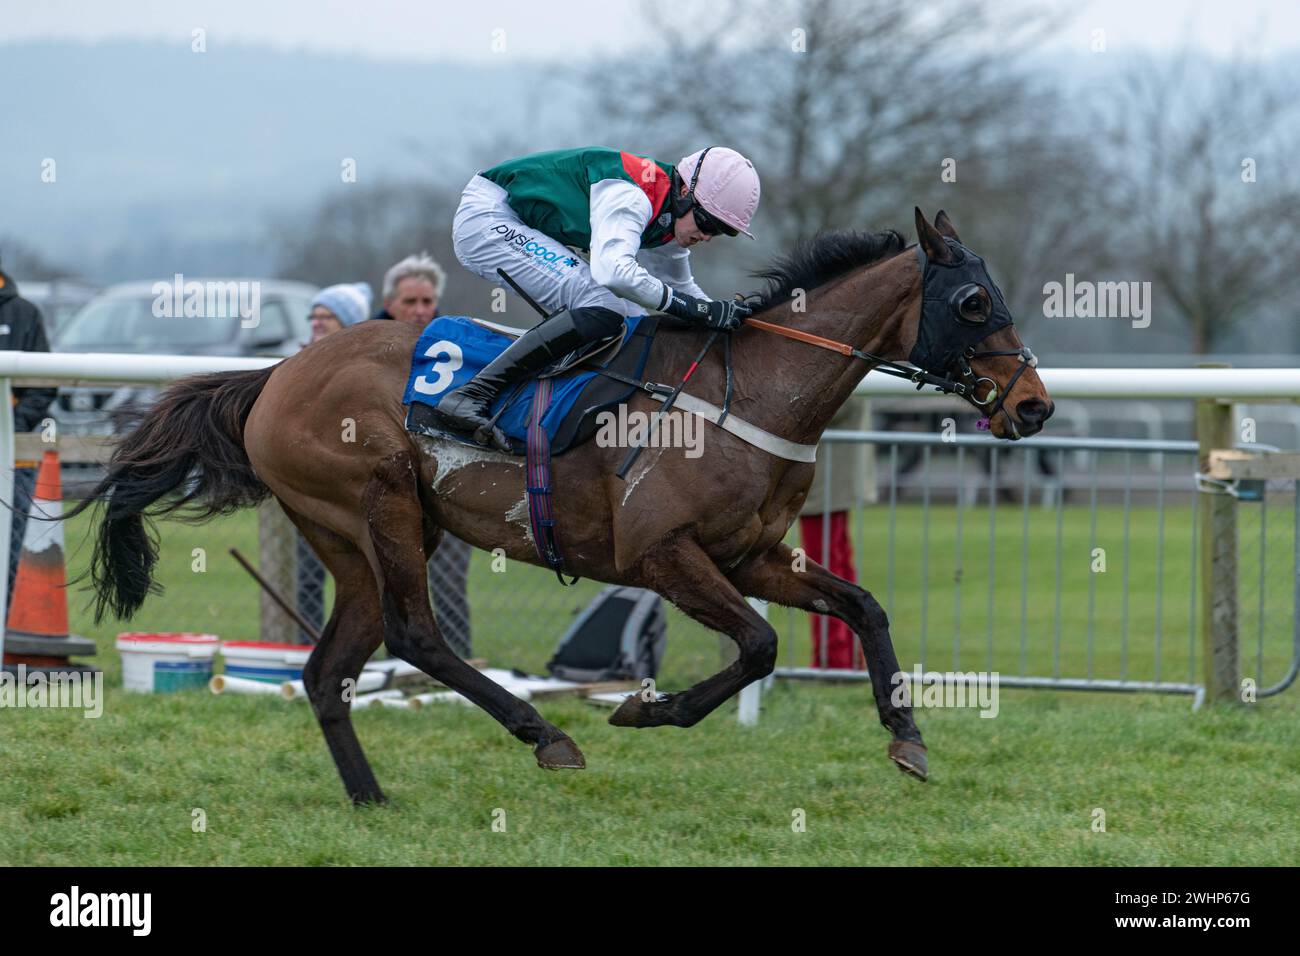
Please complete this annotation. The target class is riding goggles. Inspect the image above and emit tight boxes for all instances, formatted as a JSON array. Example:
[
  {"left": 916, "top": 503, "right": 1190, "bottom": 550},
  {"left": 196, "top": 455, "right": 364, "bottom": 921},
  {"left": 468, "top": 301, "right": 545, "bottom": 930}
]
[{"left": 693, "top": 203, "right": 738, "bottom": 238}]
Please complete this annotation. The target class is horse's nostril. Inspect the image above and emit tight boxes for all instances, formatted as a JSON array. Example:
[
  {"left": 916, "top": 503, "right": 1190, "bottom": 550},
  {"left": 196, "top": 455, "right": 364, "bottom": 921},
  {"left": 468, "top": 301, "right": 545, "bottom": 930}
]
[{"left": 1017, "top": 399, "right": 1049, "bottom": 426}]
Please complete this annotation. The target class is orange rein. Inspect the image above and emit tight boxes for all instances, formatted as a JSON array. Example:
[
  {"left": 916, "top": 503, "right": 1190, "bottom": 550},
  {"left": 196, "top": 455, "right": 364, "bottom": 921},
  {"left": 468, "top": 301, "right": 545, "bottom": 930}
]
[{"left": 742, "top": 316, "right": 860, "bottom": 358}]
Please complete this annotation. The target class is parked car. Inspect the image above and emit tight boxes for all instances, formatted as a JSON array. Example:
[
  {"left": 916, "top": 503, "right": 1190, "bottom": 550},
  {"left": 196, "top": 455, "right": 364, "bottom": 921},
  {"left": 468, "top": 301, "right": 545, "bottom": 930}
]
[
  {"left": 53, "top": 278, "right": 318, "bottom": 435},
  {"left": 16, "top": 278, "right": 100, "bottom": 338}
]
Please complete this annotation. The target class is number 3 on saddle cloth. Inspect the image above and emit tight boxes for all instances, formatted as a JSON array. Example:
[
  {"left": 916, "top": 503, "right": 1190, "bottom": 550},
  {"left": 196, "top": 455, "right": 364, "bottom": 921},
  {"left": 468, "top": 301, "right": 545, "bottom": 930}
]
[{"left": 403, "top": 313, "right": 660, "bottom": 584}]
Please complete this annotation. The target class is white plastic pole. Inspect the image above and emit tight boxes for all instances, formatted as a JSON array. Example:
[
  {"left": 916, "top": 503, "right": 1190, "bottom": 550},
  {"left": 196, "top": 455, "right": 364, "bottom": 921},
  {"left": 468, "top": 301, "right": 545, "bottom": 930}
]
[
  {"left": 350, "top": 690, "right": 405, "bottom": 710},
  {"left": 5, "top": 350, "right": 1300, "bottom": 398},
  {"left": 0, "top": 351, "right": 274, "bottom": 383},
  {"left": 208, "top": 674, "right": 286, "bottom": 695},
  {"left": 280, "top": 670, "right": 386, "bottom": 700}
]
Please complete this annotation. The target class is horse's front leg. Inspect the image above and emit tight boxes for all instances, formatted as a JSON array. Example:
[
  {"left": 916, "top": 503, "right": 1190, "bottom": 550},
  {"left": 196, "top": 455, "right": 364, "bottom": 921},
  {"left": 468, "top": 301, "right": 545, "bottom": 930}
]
[
  {"left": 609, "top": 538, "right": 777, "bottom": 728},
  {"left": 729, "top": 543, "right": 928, "bottom": 781}
]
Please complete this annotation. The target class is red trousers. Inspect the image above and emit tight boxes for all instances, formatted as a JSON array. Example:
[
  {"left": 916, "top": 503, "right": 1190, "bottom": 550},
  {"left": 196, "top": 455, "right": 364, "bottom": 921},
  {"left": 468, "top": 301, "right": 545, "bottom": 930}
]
[{"left": 799, "top": 512, "right": 865, "bottom": 669}]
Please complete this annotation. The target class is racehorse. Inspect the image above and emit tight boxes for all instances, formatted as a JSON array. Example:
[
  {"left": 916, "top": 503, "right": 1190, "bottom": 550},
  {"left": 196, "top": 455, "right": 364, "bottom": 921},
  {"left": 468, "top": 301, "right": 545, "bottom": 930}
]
[{"left": 68, "top": 210, "right": 1052, "bottom": 804}]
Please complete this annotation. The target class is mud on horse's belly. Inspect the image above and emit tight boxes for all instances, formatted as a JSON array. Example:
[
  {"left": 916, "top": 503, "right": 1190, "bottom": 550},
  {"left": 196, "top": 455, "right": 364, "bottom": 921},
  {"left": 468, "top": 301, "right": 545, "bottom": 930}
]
[{"left": 416, "top": 436, "right": 522, "bottom": 497}]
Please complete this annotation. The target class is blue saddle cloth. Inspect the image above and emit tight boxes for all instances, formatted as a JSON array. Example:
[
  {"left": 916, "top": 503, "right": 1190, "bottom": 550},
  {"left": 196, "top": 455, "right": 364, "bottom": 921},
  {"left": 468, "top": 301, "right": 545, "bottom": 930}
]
[{"left": 402, "top": 314, "right": 650, "bottom": 450}]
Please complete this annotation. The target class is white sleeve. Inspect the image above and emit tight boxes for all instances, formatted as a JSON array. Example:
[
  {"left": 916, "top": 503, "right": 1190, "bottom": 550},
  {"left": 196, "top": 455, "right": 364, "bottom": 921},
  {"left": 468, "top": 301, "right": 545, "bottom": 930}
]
[
  {"left": 588, "top": 179, "right": 672, "bottom": 312},
  {"left": 638, "top": 243, "right": 709, "bottom": 301}
]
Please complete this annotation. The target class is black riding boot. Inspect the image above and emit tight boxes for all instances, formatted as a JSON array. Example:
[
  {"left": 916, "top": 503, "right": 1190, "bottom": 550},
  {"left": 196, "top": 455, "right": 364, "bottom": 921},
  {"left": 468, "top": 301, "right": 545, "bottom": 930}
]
[{"left": 433, "top": 306, "right": 623, "bottom": 450}]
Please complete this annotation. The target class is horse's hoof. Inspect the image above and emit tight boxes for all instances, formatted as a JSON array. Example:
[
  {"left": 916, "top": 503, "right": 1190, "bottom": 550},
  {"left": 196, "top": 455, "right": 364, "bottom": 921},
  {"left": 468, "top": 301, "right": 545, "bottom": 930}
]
[
  {"left": 535, "top": 737, "right": 586, "bottom": 770},
  {"left": 608, "top": 692, "right": 671, "bottom": 728},
  {"left": 889, "top": 739, "right": 928, "bottom": 782}
]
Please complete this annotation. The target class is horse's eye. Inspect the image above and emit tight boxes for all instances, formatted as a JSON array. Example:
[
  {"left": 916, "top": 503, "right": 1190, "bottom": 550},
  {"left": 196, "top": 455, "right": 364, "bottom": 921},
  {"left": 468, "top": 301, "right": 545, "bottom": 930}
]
[
  {"left": 949, "top": 283, "right": 987, "bottom": 324},
  {"left": 959, "top": 291, "right": 987, "bottom": 322}
]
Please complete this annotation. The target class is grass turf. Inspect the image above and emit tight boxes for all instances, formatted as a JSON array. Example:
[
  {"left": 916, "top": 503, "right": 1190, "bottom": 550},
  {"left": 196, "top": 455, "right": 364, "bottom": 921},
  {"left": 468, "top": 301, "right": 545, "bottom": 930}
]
[{"left": 0, "top": 500, "right": 1296, "bottom": 865}]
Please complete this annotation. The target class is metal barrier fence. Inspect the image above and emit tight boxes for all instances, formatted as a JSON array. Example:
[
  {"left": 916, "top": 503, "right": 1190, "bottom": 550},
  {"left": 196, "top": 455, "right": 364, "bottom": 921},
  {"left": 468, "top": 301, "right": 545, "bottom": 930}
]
[
  {"left": 778, "top": 430, "right": 1300, "bottom": 709},
  {"left": 255, "top": 499, "right": 471, "bottom": 656},
  {"left": 1, "top": 351, "right": 1297, "bottom": 713}
]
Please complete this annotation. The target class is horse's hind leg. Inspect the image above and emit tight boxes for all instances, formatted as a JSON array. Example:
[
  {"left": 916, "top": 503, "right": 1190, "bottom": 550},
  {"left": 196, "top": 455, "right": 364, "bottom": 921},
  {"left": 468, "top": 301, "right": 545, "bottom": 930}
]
[
  {"left": 729, "top": 543, "right": 927, "bottom": 781},
  {"left": 286, "top": 507, "right": 388, "bottom": 805},
  {"left": 609, "top": 537, "right": 777, "bottom": 729},
  {"left": 363, "top": 450, "right": 584, "bottom": 770}
]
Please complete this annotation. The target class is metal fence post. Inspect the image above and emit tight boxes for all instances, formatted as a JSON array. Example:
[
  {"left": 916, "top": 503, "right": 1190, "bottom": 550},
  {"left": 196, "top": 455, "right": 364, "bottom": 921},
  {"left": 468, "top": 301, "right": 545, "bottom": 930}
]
[
  {"left": 1196, "top": 383, "right": 1239, "bottom": 704},
  {"left": 258, "top": 499, "right": 299, "bottom": 643}
]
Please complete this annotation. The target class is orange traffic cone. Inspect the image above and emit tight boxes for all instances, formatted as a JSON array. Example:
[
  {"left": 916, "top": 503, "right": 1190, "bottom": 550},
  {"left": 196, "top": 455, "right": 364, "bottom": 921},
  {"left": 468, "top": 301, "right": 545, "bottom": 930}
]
[{"left": 3, "top": 450, "right": 97, "bottom": 672}]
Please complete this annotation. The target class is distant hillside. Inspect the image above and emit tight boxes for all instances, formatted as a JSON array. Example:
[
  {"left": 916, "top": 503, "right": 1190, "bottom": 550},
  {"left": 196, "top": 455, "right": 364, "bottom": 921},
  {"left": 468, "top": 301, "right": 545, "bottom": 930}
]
[
  {"left": 0, "top": 41, "right": 587, "bottom": 280},
  {"left": 4, "top": 40, "right": 1300, "bottom": 361}
]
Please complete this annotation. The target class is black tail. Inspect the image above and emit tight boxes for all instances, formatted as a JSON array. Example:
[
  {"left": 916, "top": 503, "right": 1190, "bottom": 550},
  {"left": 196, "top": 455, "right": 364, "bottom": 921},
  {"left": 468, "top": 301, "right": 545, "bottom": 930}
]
[{"left": 65, "top": 365, "right": 277, "bottom": 623}]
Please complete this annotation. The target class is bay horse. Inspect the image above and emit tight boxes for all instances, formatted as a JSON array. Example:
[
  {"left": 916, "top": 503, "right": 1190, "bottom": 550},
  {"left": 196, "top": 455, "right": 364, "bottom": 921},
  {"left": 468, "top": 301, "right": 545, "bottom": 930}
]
[{"left": 69, "top": 210, "right": 1052, "bottom": 804}]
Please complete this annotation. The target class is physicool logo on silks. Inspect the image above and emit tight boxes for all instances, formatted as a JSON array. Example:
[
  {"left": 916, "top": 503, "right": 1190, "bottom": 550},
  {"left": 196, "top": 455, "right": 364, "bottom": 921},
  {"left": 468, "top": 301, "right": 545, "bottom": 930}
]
[{"left": 491, "top": 225, "right": 580, "bottom": 277}]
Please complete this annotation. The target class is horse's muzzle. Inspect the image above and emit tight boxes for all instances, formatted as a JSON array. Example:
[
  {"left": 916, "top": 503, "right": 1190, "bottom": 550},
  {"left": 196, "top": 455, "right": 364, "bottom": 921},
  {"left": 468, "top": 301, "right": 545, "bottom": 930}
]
[{"left": 1015, "top": 399, "right": 1054, "bottom": 437}]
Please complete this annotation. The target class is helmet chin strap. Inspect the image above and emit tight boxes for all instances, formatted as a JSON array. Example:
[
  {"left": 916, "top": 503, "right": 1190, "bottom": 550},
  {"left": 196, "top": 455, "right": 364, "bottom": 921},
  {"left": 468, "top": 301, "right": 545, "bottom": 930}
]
[{"left": 671, "top": 146, "right": 716, "bottom": 220}]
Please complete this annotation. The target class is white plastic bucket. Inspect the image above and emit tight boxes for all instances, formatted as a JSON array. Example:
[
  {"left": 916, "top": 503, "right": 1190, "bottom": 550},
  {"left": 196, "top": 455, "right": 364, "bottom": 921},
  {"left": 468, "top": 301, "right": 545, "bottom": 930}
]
[
  {"left": 117, "top": 633, "right": 220, "bottom": 693},
  {"left": 220, "top": 641, "right": 313, "bottom": 683}
]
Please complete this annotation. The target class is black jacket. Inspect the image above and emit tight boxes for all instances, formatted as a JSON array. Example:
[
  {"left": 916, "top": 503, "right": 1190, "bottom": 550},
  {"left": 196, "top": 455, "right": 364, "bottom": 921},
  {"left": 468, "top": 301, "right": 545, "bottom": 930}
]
[
  {"left": 0, "top": 270, "right": 57, "bottom": 432},
  {"left": 369, "top": 308, "right": 441, "bottom": 322}
]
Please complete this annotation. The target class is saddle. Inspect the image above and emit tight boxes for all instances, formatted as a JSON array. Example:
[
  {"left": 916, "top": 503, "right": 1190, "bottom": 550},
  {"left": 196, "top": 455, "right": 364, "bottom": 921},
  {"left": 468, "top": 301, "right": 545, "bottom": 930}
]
[
  {"left": 403, "top": 313, "right": 660, "bottom": 456},
  {"left": 402, "top": 313, "right": 663, "bottom": 585}
]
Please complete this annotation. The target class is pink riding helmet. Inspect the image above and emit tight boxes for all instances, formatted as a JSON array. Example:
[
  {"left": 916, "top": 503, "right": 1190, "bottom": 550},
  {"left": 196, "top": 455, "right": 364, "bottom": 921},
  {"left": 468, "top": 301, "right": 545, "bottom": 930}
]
[{"left": 677, "top": 146, "right": 760, "bottom": 239}]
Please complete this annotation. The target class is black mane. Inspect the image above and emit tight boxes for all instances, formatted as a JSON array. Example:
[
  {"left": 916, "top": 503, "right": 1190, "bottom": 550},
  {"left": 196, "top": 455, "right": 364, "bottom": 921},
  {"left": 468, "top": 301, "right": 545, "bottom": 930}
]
[{"left": 748, "top": 229, "right": 906, "bottom": 313}]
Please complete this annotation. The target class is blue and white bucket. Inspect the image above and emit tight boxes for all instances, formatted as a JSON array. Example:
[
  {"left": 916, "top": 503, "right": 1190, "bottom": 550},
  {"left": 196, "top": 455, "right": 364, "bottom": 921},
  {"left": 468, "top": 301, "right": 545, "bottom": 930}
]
[
  {"left": 220, "top": 641, "right": 313, "bottom": 683},
  {"left": 117, "top": 633, "right": 220, "bottom": 693}
]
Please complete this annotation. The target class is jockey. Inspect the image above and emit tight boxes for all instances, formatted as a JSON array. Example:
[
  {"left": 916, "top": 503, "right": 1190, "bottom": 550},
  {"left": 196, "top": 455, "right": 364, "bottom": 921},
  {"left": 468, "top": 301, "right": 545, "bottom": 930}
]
[{"left": 433, "top": 145, "right": 760, "bottom": 448}]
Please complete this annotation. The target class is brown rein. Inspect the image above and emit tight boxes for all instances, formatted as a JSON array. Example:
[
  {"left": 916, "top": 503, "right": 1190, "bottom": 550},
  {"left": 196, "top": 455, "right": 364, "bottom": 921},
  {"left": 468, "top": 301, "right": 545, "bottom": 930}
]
[{"left": 742, "top": 316, "right": 859, "bottom": 358}]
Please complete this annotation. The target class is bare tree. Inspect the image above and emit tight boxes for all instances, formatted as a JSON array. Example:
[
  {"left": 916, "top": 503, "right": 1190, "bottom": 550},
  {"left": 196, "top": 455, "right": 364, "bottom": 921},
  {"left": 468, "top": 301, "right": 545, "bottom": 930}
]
[
  {"left": 269, "top": 180, "right": 516, "bottom": 320},
  {"left": 592, "top": 0, "right": 1111, "bottom": 325},
  {"left": 1101, "top": 52, "right": 1300, "bottom": 353},
  {"left": 0, "top": 238, "right": 77, "bottom": 281}
]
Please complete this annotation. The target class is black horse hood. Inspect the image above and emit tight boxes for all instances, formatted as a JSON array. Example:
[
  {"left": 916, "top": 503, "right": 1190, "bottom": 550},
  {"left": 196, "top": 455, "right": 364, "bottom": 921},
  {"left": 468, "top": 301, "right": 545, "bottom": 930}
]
[{"left": 909, "top": 238, "right": 1016, "bottom": 375}]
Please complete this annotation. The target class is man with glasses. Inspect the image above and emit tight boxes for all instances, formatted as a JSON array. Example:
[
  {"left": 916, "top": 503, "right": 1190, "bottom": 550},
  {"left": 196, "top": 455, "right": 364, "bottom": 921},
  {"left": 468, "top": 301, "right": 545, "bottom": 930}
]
[{"left": 434, "top": 146, "right": 760, "bottom": 450}]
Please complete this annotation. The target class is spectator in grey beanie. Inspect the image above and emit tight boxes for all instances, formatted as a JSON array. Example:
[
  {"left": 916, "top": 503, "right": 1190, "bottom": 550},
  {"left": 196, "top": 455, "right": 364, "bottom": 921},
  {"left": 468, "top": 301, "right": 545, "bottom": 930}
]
[{"left": 309, "top": 282, "right": 372, "bottom": 343}]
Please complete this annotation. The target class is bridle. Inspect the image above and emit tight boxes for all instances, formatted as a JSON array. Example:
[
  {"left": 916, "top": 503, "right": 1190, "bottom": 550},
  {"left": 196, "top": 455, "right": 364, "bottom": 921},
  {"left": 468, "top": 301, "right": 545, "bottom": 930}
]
[{"left": 742, "top": 239, "right": 1038, "bottom": 435}]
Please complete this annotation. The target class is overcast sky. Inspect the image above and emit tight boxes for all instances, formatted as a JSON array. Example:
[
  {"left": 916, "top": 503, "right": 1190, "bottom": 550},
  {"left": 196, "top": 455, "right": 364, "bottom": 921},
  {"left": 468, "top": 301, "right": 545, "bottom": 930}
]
[{"left": 2, "top": 0, "right": 1297, "bottom": 62}]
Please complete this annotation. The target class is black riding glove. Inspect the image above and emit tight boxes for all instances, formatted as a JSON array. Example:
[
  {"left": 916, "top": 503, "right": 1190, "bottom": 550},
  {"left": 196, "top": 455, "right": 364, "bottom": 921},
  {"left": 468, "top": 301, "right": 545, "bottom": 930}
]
[{"left": 663, "top": 289, "right": 752, "bottom": 331}]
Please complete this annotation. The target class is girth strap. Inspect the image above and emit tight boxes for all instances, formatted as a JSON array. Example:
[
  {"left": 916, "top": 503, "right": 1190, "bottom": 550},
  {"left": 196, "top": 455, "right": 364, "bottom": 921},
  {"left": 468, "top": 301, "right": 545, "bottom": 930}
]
[{"left": 524, "top": 376, "right": 578, "bottom": 586}]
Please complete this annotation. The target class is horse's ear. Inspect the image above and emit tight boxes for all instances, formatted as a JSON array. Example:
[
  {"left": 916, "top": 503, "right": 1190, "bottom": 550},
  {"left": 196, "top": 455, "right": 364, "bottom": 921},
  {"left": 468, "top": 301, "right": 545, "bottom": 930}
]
[
  {"left": 915, "top": 207, "right": 956, "bottom": 264},
  {"left": 934, "top": 209, "right": 960, "bottom": 242}
]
